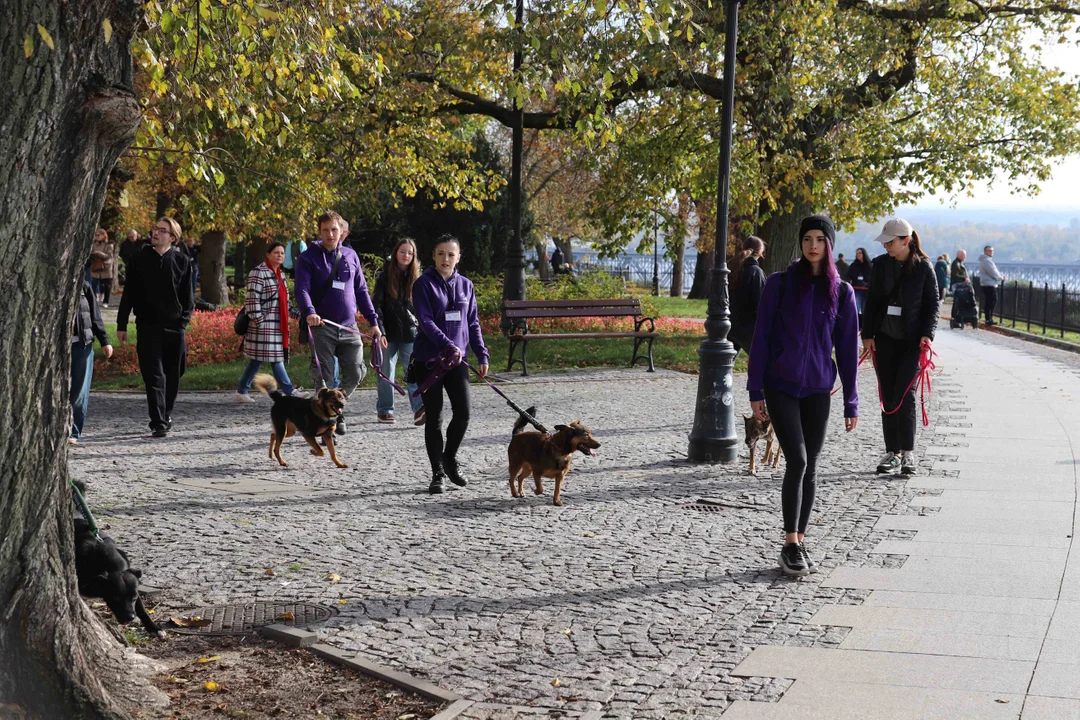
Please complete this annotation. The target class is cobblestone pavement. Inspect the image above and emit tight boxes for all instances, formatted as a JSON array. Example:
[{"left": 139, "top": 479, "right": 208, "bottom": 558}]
[{"left": 72, "top": 360, "right": 951, "bottom": 718}]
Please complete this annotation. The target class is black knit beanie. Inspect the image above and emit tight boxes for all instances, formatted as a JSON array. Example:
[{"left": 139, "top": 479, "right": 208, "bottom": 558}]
[{"left": 799, "top": 214, "right": 836, "bottom": 248}]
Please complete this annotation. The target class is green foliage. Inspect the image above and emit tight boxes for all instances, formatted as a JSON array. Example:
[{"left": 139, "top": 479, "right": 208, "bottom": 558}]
[{"left": 472, "top": 270, "right": 651, "bottom": 316}]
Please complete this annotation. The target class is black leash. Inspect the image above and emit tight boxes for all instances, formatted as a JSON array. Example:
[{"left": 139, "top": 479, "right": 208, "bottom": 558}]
[{"left": 462, "top": 360, "right": 548, "bottom": 433}]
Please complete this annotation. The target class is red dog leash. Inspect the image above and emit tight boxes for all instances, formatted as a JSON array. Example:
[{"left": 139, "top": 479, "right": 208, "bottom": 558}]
[{"left": 830, "top": 344, "right": 939, "bottom": 426}]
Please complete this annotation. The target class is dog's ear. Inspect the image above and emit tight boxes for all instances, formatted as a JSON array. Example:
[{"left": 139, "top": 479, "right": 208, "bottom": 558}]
[
  {"left": 743, "top": 414, "right": 751, "bottom": 421},
  {"left": 317, "top": 388, "right": 331, "bottom": 399},
  {"left": 554, "top": 424, "right": 569, "bottom": 433}
]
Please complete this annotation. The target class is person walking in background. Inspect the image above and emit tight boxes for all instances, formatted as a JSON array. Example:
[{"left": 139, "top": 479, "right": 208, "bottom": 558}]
[
  {"left": 283, "top": 237, "right": 307, "bottom": 279},
  {"left": 847, "top": 247, "right": 872, "bottom": 326},
  {"left": 89, "top": 228, "right": 115, "bottom": 307},
  {"left": 862, "top": 218, "right": 939, "bottom": 477},
  {"left": 295, "top": 211, "right": 383, "bottom": 435},
  {"left": 950, "top": 249, "right": 968, "bottom": 286},
  {"left": 747, "top": 214, "right": 860, "bottom": 577},
  {"left": 412, "top": 234, "right": 489, "bottom": 494},
  {"left": 978, "top": 245, "right": 1005, "bottom": 326},
  {"left": 118, "top": 228, "right": 147, "bottom": 286},
  {"left": 373, "top": 238, "right": 425, "bottom": 425},
  {"left": 835, "top": 252, "right": 850, "bottom": 279},
  {"left": 235, "top": 243, "right": 301, "bottom": 402},
  {"left": 181, "top": 235, "right": 200, "bottom": 297},
  {"left": 934, "top": 253, "right": 950, "bottom": 301},
  {"left": 116, "top": 216, "right": 194, "bottom": 438},
  {"left": 728, "top": 235, "right": 767, "bottom": 355},
  {"left": 550, "top": 246, "right": 565, "bottom": 275},
  {"left": 70, "top": 280, "right": 113, "bottom": 444}
]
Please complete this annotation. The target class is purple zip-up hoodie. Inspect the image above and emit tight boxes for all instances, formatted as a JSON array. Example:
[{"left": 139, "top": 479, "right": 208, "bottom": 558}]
[
  {"left": 747, "top": 262, "right": 860, "bottom": 418},
  {"left": 413, "top": 266, "right": 489, "bottom": 365}
]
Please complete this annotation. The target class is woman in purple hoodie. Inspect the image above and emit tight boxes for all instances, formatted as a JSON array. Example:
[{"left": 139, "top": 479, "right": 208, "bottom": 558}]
[
  {"left": 747, "top": 214, "right": 861, "bottom": 577},
  {"left": 411, "top": 234, "right": 489, "bottom": 495}
]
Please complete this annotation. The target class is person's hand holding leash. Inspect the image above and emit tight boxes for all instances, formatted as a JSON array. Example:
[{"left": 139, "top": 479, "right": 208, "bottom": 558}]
[
  {"left": 306, "top": 313, "right": 322, "bottom": 327},
  {"left": 845, "top": 417, "right": 858, "bottom": 432},
  {"left": 920, "top": 336, "right": 932, "bottom": 351},
  {"left": 862, "top": 337, "right": 875, "bottom": 366},
  {"left": 751, "top": 400, "right": 768, "bottom": 423},
  {"left": 478, "top": 363, "right": 488, "bottom": 378}
]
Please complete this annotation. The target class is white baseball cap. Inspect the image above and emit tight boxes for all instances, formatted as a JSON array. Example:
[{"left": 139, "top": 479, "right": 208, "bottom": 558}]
[{"left": 872, "top": 218, "right": 913, "bottom": 245}]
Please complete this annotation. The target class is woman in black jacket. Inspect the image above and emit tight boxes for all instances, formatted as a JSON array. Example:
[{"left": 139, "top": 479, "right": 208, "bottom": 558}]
[
  {"left": 728, "top": 235, "right": 767, "bottom": 355},
  {"left": 71, "top": 280, "right": 114, "bottom": 443},
  {"left": 862, "top": 220, "right": 939, "bottom": 476},
  {"left": 847, "top": 247, "right": 872, "bottom": 326},
  {"left": 373, "top": 238, "right": 425, "bottom": 424}
]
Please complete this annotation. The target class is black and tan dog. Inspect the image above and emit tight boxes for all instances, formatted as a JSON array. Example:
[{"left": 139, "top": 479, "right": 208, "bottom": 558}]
[
  {"left": 507, "top": 406, "right": 601, "bottom": 506},
  {"left": 744, "top": 414, "right": 782, "bottom": 474},
  {"left": 253, "top": 374, "right": 348, "bottom": 468}
]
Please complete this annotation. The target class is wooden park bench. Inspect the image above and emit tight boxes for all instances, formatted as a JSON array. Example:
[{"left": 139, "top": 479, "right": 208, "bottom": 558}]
[{"left": 502, "top": 298, "right": 658, "bottom": 376}]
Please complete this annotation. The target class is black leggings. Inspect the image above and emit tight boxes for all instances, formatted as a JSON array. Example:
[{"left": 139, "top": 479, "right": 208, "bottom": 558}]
[
  {"left": 417, "top": 363, "right": 471, "bottom": 474},
  {"left": 982, "top": 286, "right": 998, "bottom": 323},
  {"left": 764, "top": 388, "right": 831, "bottom": 535},
  {"left": 874, "top": 334, "right": 921, "bottom": 453}
]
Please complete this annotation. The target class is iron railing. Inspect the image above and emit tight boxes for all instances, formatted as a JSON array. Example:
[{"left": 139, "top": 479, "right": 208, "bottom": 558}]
[{"left": 992, "top": 280, "right": 1080, "bottom": 338}]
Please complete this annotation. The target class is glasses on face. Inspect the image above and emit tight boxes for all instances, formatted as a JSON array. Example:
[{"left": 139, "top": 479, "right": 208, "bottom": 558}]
[{"left": 153, "top": 226, "right": 172, "bottom": 236}]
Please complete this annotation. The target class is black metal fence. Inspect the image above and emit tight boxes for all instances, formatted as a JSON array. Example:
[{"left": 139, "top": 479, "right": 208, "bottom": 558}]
[{"left": 993, "top": 280, "right": 1080, "bottom": 338}]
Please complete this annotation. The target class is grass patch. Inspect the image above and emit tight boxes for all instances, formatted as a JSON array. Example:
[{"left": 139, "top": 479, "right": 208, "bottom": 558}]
[
  {"left": 634, "top": 294, "right": 708, "bottom": 318},
  {"left": 992, "top": 318, "right": 1080, "bottom": 345},
  {"left": 92, "top": 332, "right": 747, "bottom": 391}
]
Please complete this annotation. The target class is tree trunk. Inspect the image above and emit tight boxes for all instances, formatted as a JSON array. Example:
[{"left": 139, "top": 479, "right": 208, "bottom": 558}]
[
  {"left": 669, "top": 194, "right": 690, "bottom": 297},
  {"left": 554, "top": 237, "right": 575, "bottom": 266},
  {"left": 688, "top": 198, "right": 715, "bottom": 299},
  {"left": 0, "top": 2, "right": 168, "bottom": 717},
  {"left": 233, "top": 238, "right": 247, "bottom": 292},
  {"left": 757, "top": 183, "right": 815, "bottom": 274},
  {"left": 245, "top": 236, "right": 268, "bottom": 275},
  {"left": 200, "top": 231, "right": 230, "bottom": 305},
  {"left": 535, "top": 238, "right": 551, "bottom": 281}
]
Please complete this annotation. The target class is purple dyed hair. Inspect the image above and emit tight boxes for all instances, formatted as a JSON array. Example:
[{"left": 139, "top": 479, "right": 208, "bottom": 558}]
[{"left": 793, "top": 234, "right": 840, "bottom": 319}]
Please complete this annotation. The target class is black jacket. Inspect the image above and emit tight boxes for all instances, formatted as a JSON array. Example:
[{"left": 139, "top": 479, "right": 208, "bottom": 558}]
[
  {"left": 729, "top": 256, "right": 767, "bottom": 349},
  {"left": 847, "top": 259, "right": 872, "bottom": 290},
  {"left": 117, "top": 245, "right": 194, "bottom": 331},
  {"left": 862, "top": 254, "right": 940, "bottom": 343},
  {"left": 372, "top": 264, "right": 418, "bottom": 342},
  {"left": 73, "top": 281, "right": 110, "bottom": 347}
]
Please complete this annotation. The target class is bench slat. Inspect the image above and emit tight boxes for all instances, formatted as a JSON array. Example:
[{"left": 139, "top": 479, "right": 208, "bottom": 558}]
[
  {"left": 511, "top": 333, "right": 659, "bottom": 340},
  {"left": 503, "top": 299, "right": 641, "bottom": 309},
  {"left": 504, "top": 308, "right": 643, "bottom": 319}
]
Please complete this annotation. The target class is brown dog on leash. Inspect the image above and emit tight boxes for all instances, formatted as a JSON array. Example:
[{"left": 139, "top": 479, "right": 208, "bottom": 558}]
[
  {"left": 744, "top": 414, "right": 782, "bottom": 474},
  {"left": 253, "top": 374, "right": 348, "bottom": 468},
  {"left": 507, "top": 406, "right": 601, "bottom": 506}
]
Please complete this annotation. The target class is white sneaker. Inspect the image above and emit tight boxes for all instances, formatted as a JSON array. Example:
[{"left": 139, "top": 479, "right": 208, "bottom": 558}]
[{"left": 234, "top": 392, "right": 255, "bottom": 404}]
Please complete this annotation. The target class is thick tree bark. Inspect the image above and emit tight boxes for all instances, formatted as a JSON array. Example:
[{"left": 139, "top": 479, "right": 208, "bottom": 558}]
[
  {"left": 0, "top": 1, "right": 167, "bottom": 717},
  {"left": 200, "top": 231, "right": 230, "bottom": 305},
  {"left": 245, "top": 236, "right": 268, "bottom": 276},
  {"left": 535, "top": 238, "right": 551, "bottom": 281},
  {"left": 757, "top": 182, "right": 815, "bottom": 274},
  {"left": 688, "top": 199, "right": 715, "bottom": 299},
  {"left": 233, "top": 238, "right": 247, "bottom": 292}
]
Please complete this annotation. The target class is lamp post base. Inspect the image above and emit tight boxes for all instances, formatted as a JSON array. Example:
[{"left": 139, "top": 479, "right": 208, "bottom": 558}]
[{"left": 687, "top": 338, "right": 739, "bottom": 464}]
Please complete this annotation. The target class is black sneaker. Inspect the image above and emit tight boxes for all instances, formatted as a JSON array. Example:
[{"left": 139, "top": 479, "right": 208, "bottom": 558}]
[
  {"left": 778, "top": 542, "right": 809, "bottom": 577},
  {"left": 800, "top": 542, "right": 819, "bottom": 574},
  {"left": 335, "top": 415, "right": 346, "bottom": 436},
  {"left": 877, "top": 451, "right": 900, "bottom": 474},
  {"left": 443, "top": 456, "right": 468, "bottom": 487},
  {"left": 901, "top": 452, "right": 918, "bottom": 475},
  {"left": 151, "top": 426, "right": 168, "bottom": 438},
  {"left": 429, "top": 471, "right": 446, "bottom": 494}
]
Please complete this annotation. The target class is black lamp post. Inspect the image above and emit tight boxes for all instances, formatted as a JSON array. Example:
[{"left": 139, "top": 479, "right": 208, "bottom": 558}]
[
  {"left": 501, "top": 0, "right": 527, "bottom": 334},
  {"left": 653, "top": 209, "right": 660, "bottom": 296},
  {"left": 687, "top": 0, "right": 741, "bottom": 463}
]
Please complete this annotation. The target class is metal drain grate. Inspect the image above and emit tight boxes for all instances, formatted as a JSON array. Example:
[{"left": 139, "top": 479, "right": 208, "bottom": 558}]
[
  {"left": 684, "top": 500, "right": 724, "bottom": 513},
  {"left": 682, "top": 498, "right": 770, "bottom": 513},
  {"left": 168, "top": 601, "right": 338, "bottom": 636}
]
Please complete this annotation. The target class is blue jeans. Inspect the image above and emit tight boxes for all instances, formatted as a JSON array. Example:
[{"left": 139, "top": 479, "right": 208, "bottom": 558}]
[
  {"left": 854, "top": 289, "right": 868, "bottom": 314},
  {"left": 237, "top": 359, "right": 295, "bottom": 395},
  {"left": 71, "top": 343, "right": 94, "bottom": 438},
  {"left": 376, "top": 341, "right": 423, "bottom": 415},
  {"left": 191, "top": 266, "right": 200, "bottom": 297}
]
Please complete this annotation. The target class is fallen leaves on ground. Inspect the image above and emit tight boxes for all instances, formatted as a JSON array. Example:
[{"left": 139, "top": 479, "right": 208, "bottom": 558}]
[
  {"left": 203, "top": 681, "right": 219, "bottom": 692},
  {"left": 171, "top": 616, "right": 212, "bottom": 628},
  {"left": 327, "top": 573, "right": 341, "bottom": 583},
  {"left": 197, "top": 655, "right": 222, "bottom": 664},
  {"left": 276, "top": 612, "right": 295, "bottom": 621}
]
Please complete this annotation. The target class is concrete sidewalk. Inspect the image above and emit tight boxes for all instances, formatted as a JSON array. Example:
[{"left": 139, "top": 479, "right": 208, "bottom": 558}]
[{"left": 724, "top": 329, "right": 1080, "bottom": 719}]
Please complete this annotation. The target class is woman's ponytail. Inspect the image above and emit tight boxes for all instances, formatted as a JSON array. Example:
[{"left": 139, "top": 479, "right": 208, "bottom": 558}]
[{"left": 729, "top": 236, "right": 765, "bottom": 294}]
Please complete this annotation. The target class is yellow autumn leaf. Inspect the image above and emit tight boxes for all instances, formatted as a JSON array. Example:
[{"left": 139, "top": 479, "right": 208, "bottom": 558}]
[
  {"left": 24, "top": 35, "right": 33, "bottom": 58},
  {"left": 37, "top": 24, "right": 55, "bottom": 51},
  {"left": 276, "top": 612, "right": 295, "bottom": 621},
  {"left": 196, "top": 655, "right": 221, "bottom": 664},
  {"left": 551, "top": 678, "right": 561, "bottom": 687},
  {"left": 103, "top": 18, "right": 113, "bottom": 44},
  {"left": 338, "top": 599, "right": 347, "bottom": 605},
  {"left": 254, "top": 5, "right": 280, "bottom": 22},
  {"left": 326, "top": 573, "right": 341, "bottom": 584},
  {"left": 204, "top": 681, "right": 219, "bottom": 691}
]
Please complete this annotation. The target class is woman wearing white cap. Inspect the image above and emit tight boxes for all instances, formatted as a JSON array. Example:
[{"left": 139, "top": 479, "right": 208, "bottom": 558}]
[{"left": 861, "top": 218, "right": 939, "bottom": 476}]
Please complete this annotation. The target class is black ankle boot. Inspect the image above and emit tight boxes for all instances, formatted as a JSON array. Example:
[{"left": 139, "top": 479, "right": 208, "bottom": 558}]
[
  {"left": 443, "top": 456, "right": 468, "bottom": 487},
  {"left": 429, "top": 471, "right": 446, "bottom": 494}
]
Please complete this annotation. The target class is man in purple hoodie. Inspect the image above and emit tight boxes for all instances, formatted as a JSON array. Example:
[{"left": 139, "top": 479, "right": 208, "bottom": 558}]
[
  {"left": 295, "top": 211, "right": 383, "bottom": 435},
  {"left": 747, "top": 214, "right": 861, "bottom": 577}
]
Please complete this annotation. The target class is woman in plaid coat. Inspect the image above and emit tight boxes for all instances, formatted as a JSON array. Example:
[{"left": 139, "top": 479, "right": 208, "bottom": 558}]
[{"left": 235, "top": 243, "right": 299, "bottom": 401}]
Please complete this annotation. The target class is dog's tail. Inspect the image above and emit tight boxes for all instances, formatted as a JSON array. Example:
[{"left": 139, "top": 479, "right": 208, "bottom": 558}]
[
  {"left": 513, "top": 406, "right": 538, "bottom": 436},
  {"left": 252, "top": 373, "right": 284, "bottom": 400}
]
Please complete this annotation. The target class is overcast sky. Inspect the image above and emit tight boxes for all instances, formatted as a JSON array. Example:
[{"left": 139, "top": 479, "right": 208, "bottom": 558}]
[{"left": 934, "top": 37, "right": 1080, "bottom": 211}]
